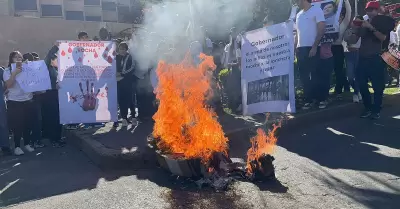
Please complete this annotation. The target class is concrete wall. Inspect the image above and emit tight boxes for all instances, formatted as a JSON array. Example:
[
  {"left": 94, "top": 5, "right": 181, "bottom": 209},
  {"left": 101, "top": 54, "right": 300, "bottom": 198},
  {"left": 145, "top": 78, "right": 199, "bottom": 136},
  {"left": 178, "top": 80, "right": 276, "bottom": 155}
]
[{"left": 0, "top": 16, "right": 132, "bottom": 66}]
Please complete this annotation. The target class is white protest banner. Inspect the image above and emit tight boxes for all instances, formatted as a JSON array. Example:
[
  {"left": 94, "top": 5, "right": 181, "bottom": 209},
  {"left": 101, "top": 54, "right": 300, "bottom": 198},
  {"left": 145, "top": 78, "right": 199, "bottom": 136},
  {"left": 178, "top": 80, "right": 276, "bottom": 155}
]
[
  {"left": 241, "top": 21, "right": 295, "bottom": 115},
  {"left": 58, "top": 41, "right": 118, "bottom": 124},
  {"left": 12, "top": 60, "right": 51, "bottom": 93},
  {"left": 312, "top": 0, "right": 343, "bottom": 43}
]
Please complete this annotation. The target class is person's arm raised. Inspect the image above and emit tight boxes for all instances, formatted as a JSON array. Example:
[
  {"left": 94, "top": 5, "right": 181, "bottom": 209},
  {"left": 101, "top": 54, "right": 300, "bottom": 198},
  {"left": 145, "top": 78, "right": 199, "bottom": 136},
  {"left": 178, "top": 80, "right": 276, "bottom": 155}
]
[{"left": 343, "top": 0, "right": 352, "bottom": 27}]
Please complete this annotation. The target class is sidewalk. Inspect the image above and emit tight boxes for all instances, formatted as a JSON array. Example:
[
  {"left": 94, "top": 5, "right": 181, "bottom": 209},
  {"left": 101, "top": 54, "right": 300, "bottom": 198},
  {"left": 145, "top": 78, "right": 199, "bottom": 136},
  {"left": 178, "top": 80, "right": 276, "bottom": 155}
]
[{"left": 67, "top": 94, "right": 400, "bottom": 170}]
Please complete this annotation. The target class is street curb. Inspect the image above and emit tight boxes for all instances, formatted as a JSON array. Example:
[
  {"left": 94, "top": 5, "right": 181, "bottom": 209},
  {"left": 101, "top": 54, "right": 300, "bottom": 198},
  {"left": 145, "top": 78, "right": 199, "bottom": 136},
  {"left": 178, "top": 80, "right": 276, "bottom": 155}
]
[
  {"left": 68, "top": 94, "right": 400, "bottom": 170},
  {"left": 66, "top": 130, "right": 155, "bottom": 170}
]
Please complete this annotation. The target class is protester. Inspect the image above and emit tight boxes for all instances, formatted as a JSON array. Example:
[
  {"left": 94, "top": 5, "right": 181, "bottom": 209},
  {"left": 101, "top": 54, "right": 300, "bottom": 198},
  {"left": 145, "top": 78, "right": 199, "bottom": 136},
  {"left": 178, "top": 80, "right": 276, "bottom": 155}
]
[
  {"left": 350, "top": 1, "right": 388, "bottom": 119},
  {"left": 337, "top": 0, "right": 362, "bottom": 103},
  {"left": 314, "top": 42, "right": 333, "bottom": 109},
  {"left": 343, "top": 18, "right": 362, "bottom": 103},
  {"left": 378, "top": 5, "right": 396, "bottom": 51},
  {"left": 332, "top": 0, "right": 351, "bottom": 99},
  {"left": 42, "top": 53, "right": 65, "bottom": 147},
  {"left": 221, "top": 27, "right": 242, "bottom": 112},
  {"left": 114, "top": 42, "right": 137, "bottom": 127},
  {"left": 295, "top": 0, "right": 326, "bottom": 109},
  {"left": 3, "top": 51, "right": 35, "bottom": 155},
  {"left": 0, "top": 66, "right": 11, "bottom": 155}
]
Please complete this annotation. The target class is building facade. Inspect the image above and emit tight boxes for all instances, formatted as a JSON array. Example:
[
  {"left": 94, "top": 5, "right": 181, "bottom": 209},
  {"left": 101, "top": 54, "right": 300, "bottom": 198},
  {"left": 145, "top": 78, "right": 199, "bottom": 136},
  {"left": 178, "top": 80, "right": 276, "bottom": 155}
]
[{"left": 0, "top": 0, "right": 142, "bottom": 23}]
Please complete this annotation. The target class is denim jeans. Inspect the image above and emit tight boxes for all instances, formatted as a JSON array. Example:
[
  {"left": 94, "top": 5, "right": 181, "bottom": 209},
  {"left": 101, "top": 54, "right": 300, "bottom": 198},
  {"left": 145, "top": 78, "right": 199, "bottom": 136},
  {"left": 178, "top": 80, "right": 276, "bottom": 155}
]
[
  {"left": 356, "top": 55, "right": 385, "bottom": 113},
  {"left": 296, "top": 47, "right": 320, "bottom": 103},
  {"left": 312, "top": 57, "right": 333, "bottom": 102},
  {"left": 344, "top": 51, "right": 360, "bottom": 94}
]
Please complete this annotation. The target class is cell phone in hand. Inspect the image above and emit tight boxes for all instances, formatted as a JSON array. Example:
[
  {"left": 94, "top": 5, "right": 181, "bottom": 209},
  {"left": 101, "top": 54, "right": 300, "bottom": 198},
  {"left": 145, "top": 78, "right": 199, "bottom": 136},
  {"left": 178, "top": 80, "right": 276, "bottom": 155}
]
[
  {"left": 16, "top": 61, "right": 22, "bottom": 68},
  {"left": 353, "top": 19, "right": 363, "bottom": 27}
]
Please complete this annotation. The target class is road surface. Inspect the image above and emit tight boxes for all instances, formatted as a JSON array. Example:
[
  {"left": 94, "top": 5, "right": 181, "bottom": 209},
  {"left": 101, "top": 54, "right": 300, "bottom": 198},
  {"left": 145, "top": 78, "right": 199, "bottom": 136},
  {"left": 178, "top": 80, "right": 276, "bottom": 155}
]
[{"left": 1, "top": 107, "right": 399, "bottom": 209}]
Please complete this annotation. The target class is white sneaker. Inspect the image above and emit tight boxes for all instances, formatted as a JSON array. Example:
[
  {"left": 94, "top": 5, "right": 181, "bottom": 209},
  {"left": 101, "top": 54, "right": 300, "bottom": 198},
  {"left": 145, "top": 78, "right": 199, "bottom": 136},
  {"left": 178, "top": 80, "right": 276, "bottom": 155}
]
[
  {"left": 318, "top": 101, "right": 327, "bottom": 109},
  {"left": 122, "top": 119, "right": 129, "bottom": 127},
  {"left": 358, "top": 93, "right": 362, "bottom": 101},
  {"left": 353, "top": 94, "right": 360, "bottom": 103},
  {"left": 24, "top": 145, "right": 35, "bottom": 152},
  {"left": 14, "top": 147, "right": 24, "bottom": 156},
  {"left": 302, "top": 103, "right": 312, "bottom": 110}
]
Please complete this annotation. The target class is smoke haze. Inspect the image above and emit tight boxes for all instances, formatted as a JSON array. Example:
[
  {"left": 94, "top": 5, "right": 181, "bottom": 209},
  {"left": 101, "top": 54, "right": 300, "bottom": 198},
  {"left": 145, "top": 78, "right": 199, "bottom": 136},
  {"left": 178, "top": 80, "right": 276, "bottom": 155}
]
[{"left": 130, "top": 0, "right": 257, "bottom": 73}]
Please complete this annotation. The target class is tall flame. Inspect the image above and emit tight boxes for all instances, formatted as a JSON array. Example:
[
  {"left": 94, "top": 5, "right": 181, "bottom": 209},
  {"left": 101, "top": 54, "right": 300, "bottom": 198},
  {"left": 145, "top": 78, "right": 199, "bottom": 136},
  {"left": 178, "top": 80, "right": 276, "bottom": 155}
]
[
  {"left": 153, "top": 53, "right": 228, "bottom": 163},
  {"left": 246, "top": 123, "right": 280, "bottom": 174}
]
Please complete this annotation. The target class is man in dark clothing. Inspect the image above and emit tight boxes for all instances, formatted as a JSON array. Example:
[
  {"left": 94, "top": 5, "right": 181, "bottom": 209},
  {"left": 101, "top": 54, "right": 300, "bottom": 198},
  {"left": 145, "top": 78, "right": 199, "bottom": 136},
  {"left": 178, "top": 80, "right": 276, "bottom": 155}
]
[
  {"left": 352, "top": 1, "right": 388, "bottom": 119},
  {"left": 378, "top": 5, "right": 396, "bottom": 51},
  {"left": 114, "top": 42, "right": 137, "bottom": 127}
]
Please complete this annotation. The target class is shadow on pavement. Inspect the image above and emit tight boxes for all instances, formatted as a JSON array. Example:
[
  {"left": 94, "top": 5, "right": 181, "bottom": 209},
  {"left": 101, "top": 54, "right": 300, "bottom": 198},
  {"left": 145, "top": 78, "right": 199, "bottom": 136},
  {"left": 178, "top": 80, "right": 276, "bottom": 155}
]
[
  {"left": 276, "top": 107, "right": 400, "bottom": 207},
  {"left": 252, "top": 179, "right": 288, "bottom": 193},
  {"left": 313, "top": 166, "right": 400, "bottom": 209},
  {"left": 278, "top": 108, "right": 400, "bottom": 177}
]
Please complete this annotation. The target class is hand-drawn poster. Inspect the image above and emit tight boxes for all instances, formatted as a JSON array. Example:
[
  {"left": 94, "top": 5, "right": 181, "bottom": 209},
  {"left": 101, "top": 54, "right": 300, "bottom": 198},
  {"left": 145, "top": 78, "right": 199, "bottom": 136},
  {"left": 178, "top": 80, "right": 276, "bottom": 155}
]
[
  {"left": 13, "top": 60, "right": 51, "bottom": 93},
  {"left": 312, "top": 0, "right": 343, "bottom": 43},
  {"left": 58, "top": 41, "right": 118, "bottom": 124}
]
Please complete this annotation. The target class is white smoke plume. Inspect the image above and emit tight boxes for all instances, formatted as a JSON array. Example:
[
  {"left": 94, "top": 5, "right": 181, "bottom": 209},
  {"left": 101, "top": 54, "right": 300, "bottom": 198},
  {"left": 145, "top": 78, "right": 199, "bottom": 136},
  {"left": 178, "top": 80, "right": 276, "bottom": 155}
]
[{"left": 129, "top": 0, "right": 257, "bottom": 73}]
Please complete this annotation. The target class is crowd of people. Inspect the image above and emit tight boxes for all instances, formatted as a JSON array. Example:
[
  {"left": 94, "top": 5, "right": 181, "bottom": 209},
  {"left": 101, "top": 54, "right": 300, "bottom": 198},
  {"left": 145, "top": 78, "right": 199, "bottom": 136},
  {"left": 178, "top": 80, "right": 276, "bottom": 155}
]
[
  {"left": 295, "top": 0, "right": 397, "bottom": 118},
  {"left": 1, "top": 0, "right": 399, "bottom": 156}
]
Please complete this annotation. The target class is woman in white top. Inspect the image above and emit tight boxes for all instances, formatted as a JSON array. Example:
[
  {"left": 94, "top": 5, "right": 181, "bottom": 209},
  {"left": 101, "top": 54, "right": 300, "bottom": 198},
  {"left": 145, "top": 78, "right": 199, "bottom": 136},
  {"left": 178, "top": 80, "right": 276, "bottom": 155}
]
[
  {"left": 3, "top": 51, "right": 35, "bottom": 155},
  {"left": 332, "top": 0, "right": 351, "bottom": 98}
]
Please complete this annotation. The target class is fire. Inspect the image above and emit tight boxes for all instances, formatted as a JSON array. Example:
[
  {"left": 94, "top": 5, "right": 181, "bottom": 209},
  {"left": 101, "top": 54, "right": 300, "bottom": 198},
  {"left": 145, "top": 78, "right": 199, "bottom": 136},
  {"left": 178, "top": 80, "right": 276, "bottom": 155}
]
[
  {"left": 246, "top": 123, "right": 280, "bottom": 174},
  {"left": 153, "top": 53, "right": 228, "bottom": 163}
]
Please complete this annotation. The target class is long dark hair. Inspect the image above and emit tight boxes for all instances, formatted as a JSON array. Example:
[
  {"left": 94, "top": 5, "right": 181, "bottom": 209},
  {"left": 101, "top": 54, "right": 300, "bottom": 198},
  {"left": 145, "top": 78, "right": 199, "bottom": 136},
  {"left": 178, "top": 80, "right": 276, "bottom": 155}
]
[{"left": 8, "top": 51, "right": 21, "bottom": 69}]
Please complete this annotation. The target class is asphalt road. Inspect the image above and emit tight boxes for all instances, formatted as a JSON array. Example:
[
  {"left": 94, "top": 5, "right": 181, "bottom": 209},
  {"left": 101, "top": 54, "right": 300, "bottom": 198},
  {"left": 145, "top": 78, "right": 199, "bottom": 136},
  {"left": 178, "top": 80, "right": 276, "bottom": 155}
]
[{"left": 1, "top": 107, "right": 400, "bottom": 209}]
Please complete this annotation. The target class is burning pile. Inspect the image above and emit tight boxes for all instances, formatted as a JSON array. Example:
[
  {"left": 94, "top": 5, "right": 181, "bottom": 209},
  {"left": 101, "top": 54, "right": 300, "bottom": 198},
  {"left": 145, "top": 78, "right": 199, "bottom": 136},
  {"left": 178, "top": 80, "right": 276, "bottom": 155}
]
[
  {"left": 152, "top": 53, "right": 228, "bottom": 164},
  {"left": 151, "top": 52, "right": 280, "bottom": 190}
]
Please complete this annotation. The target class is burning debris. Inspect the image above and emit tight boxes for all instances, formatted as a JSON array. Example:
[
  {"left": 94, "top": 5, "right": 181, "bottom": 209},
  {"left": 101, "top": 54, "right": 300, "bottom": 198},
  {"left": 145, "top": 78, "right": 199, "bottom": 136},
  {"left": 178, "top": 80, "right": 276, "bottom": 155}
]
[
  {"left": 150, "top": 52, "right": 281, "bottom": 191},
  {"left": 246, "top": 125, "right": 281, "bottom": 181}
]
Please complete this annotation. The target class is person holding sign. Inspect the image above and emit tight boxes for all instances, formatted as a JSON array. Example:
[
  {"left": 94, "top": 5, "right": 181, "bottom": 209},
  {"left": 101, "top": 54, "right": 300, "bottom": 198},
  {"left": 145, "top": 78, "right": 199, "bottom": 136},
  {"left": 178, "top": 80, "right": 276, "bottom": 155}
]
[
  {"left": 295, "top": 0, "right": 326, "bottom": 110},
  {"left": 3, "top": 51, "right": 35, "bottom": 155},
  {"left": 42, "top": 53, "right": 65, "bottom": 148}
]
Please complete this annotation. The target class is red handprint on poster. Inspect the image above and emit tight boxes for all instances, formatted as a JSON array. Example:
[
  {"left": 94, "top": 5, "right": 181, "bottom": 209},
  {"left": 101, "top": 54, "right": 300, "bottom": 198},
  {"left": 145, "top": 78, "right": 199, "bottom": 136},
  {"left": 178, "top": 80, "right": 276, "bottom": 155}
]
[{"left": 69, "top": 80, "right": 108, "bottom": 111}]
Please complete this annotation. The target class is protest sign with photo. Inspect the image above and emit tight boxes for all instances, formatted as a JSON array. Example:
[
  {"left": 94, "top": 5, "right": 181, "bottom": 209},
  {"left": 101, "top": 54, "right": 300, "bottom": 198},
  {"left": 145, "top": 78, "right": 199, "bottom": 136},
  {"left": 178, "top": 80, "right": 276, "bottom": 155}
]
[
  {"left": 312, "top": 0, "right": 343, "bottom": 43},
  {"left": 58, "top": 41, "right": 118, "bottom": 124},
  {"left": 12, "top": 60, "right": 51, "bottom": 93},
  {"left": 241, "top": 21, "right": 295, "bottom": 115}
]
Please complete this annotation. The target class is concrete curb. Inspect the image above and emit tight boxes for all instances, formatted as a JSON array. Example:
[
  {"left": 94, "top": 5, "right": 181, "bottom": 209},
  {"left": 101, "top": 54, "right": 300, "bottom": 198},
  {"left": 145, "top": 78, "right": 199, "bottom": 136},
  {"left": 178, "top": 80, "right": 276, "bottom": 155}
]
[
  {"left": 66, "top": 130, "right": 154, "bottom": 170},
  {"left": 68, "top": 94, "right": 400, "bottom": 170}
]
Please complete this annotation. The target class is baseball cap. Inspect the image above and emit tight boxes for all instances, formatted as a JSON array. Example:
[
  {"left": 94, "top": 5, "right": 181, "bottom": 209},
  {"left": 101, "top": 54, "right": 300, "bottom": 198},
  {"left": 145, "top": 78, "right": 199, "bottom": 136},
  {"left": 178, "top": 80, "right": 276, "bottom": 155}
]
[{"left": 365, "top": 1, "right": 380, "bottom": 10}]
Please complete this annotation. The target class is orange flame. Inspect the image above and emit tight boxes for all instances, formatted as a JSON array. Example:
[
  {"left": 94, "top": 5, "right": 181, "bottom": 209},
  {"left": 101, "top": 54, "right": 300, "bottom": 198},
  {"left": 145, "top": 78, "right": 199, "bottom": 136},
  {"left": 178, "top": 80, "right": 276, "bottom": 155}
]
[
  {"left": 153, "top": 53, "right": 228, "bottom": 163},
  {"left": 246, "top": 123, "right": 280, "bottom": 174}
]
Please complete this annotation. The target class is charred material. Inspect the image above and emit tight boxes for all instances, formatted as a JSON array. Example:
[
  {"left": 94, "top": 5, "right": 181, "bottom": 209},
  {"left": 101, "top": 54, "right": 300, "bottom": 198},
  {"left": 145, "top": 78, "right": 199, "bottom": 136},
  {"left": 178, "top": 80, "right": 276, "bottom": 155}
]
[{"left": 246, "top": 154, "right": 276, "bottom": 181}]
